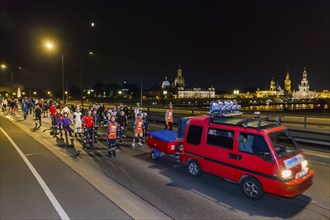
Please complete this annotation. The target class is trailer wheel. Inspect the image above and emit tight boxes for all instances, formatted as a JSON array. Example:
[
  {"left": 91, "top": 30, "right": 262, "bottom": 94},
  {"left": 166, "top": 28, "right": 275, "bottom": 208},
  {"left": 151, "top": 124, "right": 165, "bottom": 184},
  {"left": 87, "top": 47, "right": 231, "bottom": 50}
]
[
  {"left": 176, "top": 143, "right": 184, "bottom": 152},
  {"left": 187, "top": 160, "right": 202, "bottom": 177},
  {"left": 150, "top": 151, "right": 158, "bottom": 161},
  {"left": 240, "top": 176, "right": 264, "bottom": 200}
]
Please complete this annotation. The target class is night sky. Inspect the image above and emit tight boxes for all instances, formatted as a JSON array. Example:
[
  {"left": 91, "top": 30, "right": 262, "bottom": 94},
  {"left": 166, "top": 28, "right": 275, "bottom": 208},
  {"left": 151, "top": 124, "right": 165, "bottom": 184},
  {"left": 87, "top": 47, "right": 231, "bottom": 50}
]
[{"left": 0, "top": 0, "right": 329, "bottom": 93}]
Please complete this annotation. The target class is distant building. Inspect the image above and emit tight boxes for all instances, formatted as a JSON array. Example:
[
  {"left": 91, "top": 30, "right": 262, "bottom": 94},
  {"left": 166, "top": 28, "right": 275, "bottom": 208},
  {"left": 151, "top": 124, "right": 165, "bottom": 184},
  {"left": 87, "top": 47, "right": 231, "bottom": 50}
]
[
  {"left": 161, "top": 76, "right": 171, "bottom": 89},
  {"left": 256, "top": 77, "right": 284, "bottom": 98},
  {"left": 0, "top": 84, "right": 24, "bottom": 98},
  {"left": 177, "top": 86, "right": 215, "bottom": 99},
  {"left": 317, "top": 90, "right": 330, "bottom": 98},
  {"left": 284, "top": 69, "right": 292, "bottom": 95},
  {"left": 161, "top": 66, "right": 215, "bottom": 99},
  {"left": 174, "top": 66, "right": 185, "bottom": 87},
  {"left": 292, "top": 67, "right": 316, "bottom": 99}
]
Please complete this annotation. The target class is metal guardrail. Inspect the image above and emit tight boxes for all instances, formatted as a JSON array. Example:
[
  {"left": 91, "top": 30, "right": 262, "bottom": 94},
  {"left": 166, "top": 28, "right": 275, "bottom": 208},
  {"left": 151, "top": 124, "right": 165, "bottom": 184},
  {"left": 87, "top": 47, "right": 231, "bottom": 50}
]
[
  {"left": 144, "top": 113, "right": 330, "bottom": 149},
  {"left": 68, "top": 101, "right": 330, "bottom": 148}
]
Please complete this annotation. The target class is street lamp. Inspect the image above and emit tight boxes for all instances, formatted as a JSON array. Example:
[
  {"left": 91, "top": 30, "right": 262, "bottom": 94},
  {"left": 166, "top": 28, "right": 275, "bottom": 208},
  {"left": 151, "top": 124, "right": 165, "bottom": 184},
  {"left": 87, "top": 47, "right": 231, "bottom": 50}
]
[
  {"left": 44, "top": 41, "right": 65, "bottom": 103},
  {"left": 1, "top": 64, "right": 14, "bottom": 96},
  {"left": 17, "top": 66, "right": 32, "bottom": 97}
]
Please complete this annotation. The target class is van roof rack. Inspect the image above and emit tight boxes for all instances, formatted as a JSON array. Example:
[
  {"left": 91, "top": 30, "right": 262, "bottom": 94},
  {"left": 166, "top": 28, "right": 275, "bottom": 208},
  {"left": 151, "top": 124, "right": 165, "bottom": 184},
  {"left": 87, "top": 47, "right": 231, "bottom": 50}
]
[
  {"left": 210, "top": 114, "right": 280, "bottom": 131},
  {"left": 209, "top": 100, "right": 242, "bottom": 117}
]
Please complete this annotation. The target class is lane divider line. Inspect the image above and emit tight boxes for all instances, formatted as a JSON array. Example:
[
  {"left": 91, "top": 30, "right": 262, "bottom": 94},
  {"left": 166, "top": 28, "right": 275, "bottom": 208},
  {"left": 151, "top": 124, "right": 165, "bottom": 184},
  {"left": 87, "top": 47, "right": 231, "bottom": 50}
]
[{"left": 0, "top": 127, "right": 70, "bottom": 220}]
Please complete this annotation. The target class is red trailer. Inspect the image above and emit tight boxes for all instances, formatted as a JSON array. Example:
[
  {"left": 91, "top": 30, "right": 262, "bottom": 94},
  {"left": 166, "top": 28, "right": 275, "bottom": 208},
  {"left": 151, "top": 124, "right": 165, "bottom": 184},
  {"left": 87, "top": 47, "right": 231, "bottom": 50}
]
[{"left": 147, "top": 130, "right": 183, "bottom": 161}]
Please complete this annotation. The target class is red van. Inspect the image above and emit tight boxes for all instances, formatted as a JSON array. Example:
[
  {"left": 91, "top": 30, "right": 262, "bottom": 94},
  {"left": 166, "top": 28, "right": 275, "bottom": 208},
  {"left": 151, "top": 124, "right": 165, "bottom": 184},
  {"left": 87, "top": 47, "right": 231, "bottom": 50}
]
[{"left": 180, "top": 115, "right": 314, "bottom": 199}]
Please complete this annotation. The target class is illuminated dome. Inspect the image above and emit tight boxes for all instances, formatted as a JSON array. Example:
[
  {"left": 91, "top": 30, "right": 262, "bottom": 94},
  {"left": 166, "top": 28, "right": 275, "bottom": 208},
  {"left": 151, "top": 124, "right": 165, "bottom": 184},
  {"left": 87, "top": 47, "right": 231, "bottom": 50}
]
[{"left": 162, "top": 76, "right": 171, "bottom": 89}]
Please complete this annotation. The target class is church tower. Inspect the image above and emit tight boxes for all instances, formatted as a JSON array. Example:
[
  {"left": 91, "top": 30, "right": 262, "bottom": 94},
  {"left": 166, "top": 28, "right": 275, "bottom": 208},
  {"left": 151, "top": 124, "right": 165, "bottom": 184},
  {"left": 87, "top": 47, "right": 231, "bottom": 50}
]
[
  {"left": 269, "top": 77, "right": 276, "bottom": 91},
  {"left": 298, "top": 67, "right": 310, "bottom": 94},
  {"left": 284, "top": 67, "right": 292, "bottom": 94},
  {"left": 174, "top": 66, "right": 185, "bottom": 87}
]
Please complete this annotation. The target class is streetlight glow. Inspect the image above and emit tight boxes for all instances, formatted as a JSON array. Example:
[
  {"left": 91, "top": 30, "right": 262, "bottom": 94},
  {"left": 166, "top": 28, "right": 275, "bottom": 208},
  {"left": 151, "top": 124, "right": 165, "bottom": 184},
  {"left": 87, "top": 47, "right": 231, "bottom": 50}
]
[
  {"left": 46, "top": 42, "right": 54, "bottom": 49},
  {"left": 43, "top": 38, "right": 65, "bottom": 103},
  {"left": 1, "top": 64, "right": 7, "bottom": 69},
  {"left": 91, "top": 22, "right": 95, "bottom": 27}
]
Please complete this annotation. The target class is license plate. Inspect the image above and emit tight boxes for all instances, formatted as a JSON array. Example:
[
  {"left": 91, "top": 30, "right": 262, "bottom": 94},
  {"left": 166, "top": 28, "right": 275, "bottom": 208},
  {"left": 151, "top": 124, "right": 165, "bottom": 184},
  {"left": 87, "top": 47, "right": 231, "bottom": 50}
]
[
  {"left": 284, "top": 154, "right": 303, "bottom": 169},
  {"left": 296, "top": 168, "right": 308, "bottom": 179}
]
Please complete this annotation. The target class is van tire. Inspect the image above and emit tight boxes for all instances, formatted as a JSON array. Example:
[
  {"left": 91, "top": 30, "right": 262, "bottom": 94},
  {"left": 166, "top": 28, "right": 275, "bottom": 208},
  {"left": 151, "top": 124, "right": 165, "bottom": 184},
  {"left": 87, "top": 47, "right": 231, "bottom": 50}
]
[
  {"left": 240, "top": 176, "right": 264, "bottom": 200},
  {"left": 187, "top": 160, "right": 202, "bottom": 177}
]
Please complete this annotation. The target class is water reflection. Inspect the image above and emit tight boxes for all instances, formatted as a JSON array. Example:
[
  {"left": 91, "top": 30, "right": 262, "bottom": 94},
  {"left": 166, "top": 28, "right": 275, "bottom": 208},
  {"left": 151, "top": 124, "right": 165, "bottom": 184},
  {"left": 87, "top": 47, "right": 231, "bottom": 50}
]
[{"left": 241, "top": 104, "right": 316, "bottom": 111}]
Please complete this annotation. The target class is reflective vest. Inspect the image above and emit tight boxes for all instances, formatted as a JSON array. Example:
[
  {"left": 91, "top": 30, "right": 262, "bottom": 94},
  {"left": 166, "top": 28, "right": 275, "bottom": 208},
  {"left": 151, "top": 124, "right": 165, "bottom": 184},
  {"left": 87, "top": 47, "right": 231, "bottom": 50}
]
[
  {"left": 167, "top": 109, "right": 173, "bottom": 123},
  {"left": 135, "top": 119, "right": 144, "bottom": 134},
  {"left": 107, "top": 122, "right": 118, "bottom": 139}
]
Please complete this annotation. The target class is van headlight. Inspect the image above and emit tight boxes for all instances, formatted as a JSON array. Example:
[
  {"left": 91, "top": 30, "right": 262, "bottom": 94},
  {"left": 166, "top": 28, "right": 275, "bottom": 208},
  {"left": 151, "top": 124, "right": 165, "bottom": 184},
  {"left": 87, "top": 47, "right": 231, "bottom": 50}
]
[
  {"left": 301, "top": 160, "right": 308, "bottom": 169},
  {"left": 281, "top": 170, "right": 293, "bottom": 179}
]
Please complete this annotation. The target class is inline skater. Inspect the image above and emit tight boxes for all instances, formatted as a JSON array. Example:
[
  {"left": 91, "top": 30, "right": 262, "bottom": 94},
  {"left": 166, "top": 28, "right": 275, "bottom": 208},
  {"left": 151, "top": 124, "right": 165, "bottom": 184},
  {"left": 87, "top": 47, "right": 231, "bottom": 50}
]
[
  {"left": 49, "top": 103, "right": 56, "bottom": 127},
  {"left": 57, "top": 112, "right": 73, "bottom": 140},
  {"left": 21, "top": 101, "right": 28, "bottom": 120},
  {"left": 73, "top": 108, "right": 83, "bottom": 138},
  {"left": 92, "top": 109, "right": 100, "bottom": 143},
  {"left": 42, "top": 101, "right": 48, "bottom": 118},
  {"left": 106, "top": 115, "right": 120, "bottom": 158},
  {"left": 116, "top": 110, "right": 127, "bottom": 142},
  {"left": 165, "top": 103, "right": 173, "bottom": 130},
  {"left": 82, "top": 110, "right": 94, "bottom": 149},
  {"left": 34, "top": 105, "right": 42, "bottom": 128},
  {"left": 123, "top": 104, "right": 130, "bottom": 119},
  {"left": 52, "top": 108, "right": 62, "bottom": 137},
  {"left": 2, "top": 98, "right": 8, "bottom": 113},
  {"left": 134, "top": 103, "right": 140, "bottom": 119},
  {"left": 97, "top": 103, "right": 105, "bottom": 127},
  {"left": 132, "top": 113, "right": 145, "bottom": 148},
  {"left": 140, "top": 108, "right": 149, "bottom": 142},
  {"left": 61, "top": 104, "right": 70, "bottom": 116}
]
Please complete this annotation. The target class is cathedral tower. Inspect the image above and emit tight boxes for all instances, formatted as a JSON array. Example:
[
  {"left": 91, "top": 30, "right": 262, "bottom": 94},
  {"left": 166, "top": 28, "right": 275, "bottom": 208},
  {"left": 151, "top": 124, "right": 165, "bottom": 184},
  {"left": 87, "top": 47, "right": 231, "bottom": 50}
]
[
  {"left": 284, "top": 67, "right": 292, "bottom": 94},
  {"left": 269, "top": 77, "right": 276, "bottom": 91},
  {"left": 174, "top": 66, "right": 185, "bottom": 87},
  {"left": 298, "top": 67, "right": 310, "bottom": 93}
]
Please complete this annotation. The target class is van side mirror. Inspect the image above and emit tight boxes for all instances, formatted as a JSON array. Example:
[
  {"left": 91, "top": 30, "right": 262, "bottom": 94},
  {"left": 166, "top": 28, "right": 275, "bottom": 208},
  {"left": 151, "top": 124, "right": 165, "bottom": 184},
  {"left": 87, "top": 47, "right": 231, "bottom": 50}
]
[{"left": 263, "top": 152, "right": 272, "bottom": 162}]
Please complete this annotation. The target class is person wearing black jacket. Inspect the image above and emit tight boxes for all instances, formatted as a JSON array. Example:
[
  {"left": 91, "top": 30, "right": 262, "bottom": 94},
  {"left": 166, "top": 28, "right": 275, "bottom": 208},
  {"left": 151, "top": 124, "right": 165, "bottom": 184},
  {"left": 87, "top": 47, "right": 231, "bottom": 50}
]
[
  {"left": 92, "top": 109, "right": 100, "bottom": 143},
  {"left": 97, "top": 103, "right": 105, "bottom": 127},
  {"left": 34, "top": 105, "right": 42, "bottom": 128},
  {"left": 116, "top": 111, "right": 127, "bottom": 142}
]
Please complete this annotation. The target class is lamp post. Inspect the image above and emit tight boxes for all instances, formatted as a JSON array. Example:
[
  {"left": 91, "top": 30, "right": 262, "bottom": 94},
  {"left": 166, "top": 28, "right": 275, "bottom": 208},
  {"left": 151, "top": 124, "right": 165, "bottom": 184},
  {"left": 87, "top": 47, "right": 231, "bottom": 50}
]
[
  {"left": 61, "top": 52, "right": 65, "bottom": 103},
  {"left": 1, "top": 64, "right": 15, "bottom": 96},
  {"left": 18, "top": 67, "right": 32, "bottom": 97},
  {"left": 45, "top": 41, "right": 65, "bottom": 103}
]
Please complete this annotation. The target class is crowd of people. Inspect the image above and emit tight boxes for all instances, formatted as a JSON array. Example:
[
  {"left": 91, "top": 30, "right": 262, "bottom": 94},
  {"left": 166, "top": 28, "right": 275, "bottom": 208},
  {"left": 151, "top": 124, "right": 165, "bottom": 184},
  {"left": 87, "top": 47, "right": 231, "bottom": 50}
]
[{"left": 0, "top": 97, "right": 174, "bottom": 158}]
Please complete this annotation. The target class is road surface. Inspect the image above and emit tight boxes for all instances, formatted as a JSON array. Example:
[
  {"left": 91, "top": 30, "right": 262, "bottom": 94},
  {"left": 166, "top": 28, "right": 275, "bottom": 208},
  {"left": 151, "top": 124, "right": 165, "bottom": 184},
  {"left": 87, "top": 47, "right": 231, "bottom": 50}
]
[{"left": 1, "top": 111, "right": 329, "bottom": 219}]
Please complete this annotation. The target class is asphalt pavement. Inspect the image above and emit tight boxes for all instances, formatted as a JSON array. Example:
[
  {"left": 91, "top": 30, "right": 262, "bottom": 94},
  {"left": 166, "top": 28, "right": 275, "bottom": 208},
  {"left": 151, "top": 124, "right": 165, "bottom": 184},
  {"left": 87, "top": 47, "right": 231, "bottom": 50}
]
[{"left": 1, "top": 110, "right": 329, "bottom": 219}]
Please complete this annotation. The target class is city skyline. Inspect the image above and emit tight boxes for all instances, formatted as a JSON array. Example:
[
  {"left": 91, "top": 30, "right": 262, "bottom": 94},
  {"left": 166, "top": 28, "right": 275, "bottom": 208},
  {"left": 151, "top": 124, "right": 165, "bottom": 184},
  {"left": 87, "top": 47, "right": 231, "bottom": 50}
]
[{"left": 0, "top": 0, "right": 329, "bottom": 92}]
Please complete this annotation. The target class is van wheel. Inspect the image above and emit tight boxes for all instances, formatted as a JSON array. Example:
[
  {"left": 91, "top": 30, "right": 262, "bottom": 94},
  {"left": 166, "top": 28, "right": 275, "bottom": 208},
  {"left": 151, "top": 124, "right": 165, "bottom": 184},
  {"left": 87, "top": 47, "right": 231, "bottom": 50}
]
[
  {"left": 187, "top": 160, "right": 202, "bottom": 177},
  {"left": 150, "top": 151, "right": 158, "bottom": 161},
  {"left": 240, "top": 176, "right": 264, "bottom": 200}
]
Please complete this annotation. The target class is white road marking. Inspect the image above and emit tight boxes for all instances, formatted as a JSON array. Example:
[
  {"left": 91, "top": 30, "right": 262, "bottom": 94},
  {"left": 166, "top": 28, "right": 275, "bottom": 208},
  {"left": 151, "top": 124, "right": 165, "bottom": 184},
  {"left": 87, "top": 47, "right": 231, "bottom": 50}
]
[{"left": 0, "top": 127, "right": 70, "bottom": 220}]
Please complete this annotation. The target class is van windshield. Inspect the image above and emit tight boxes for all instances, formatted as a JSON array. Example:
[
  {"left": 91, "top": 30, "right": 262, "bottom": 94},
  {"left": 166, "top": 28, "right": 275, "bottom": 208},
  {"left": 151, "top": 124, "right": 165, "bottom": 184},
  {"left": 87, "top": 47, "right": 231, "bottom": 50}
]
[{"left": 269, "top": 130, "right": 300, "bottom": 159}]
